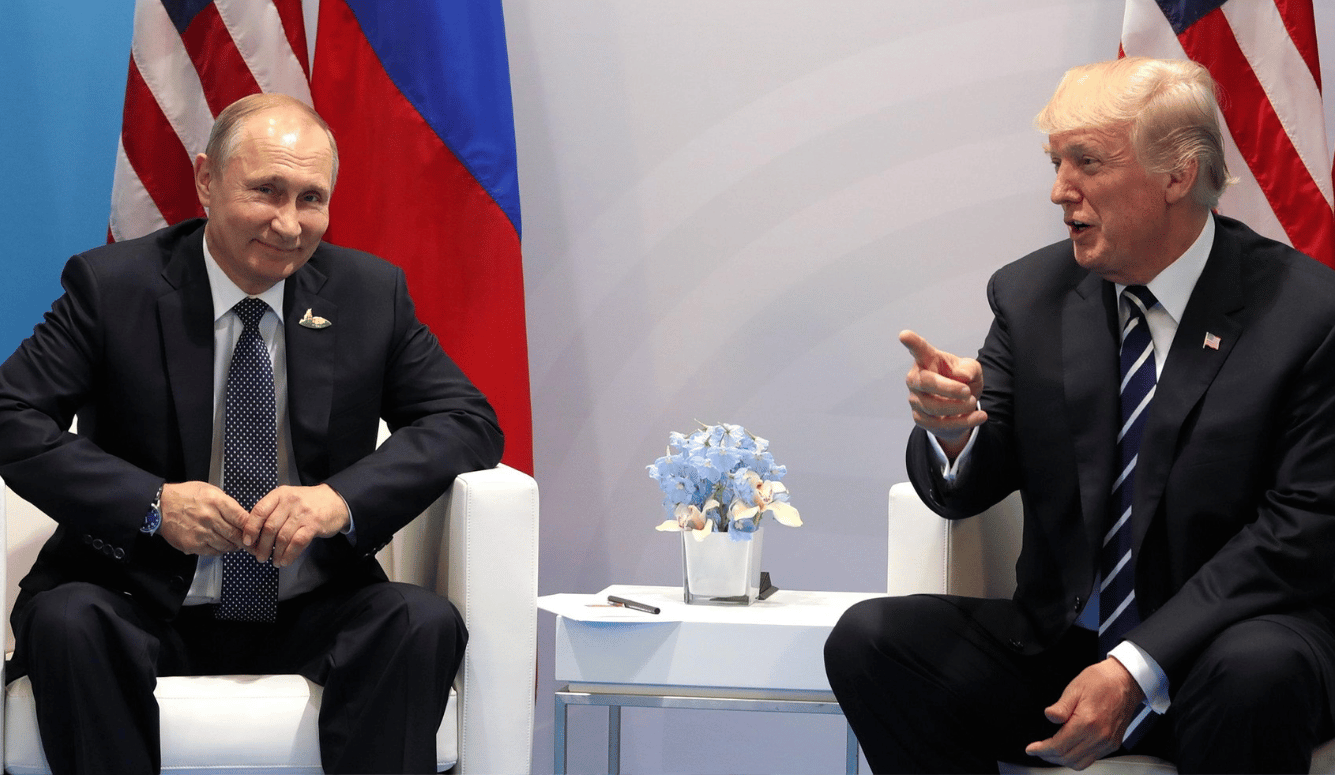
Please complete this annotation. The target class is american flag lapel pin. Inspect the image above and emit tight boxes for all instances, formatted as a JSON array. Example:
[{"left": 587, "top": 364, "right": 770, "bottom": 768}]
[{"left": 1203, "top": 332, "right": 1221, "bottom": 350}]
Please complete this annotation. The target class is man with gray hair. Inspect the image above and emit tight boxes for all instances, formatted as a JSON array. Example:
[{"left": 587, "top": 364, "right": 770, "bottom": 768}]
[
  {"left": 0, "top": 93, "right": 503, "bottom": 773},
  {"left": 826, "top": 57, "right": 1335, "bottom": 773}
]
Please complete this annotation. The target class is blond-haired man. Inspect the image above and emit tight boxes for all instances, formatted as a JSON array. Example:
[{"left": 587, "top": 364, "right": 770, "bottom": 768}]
[{"left": 827, "top": 58, "right": 1335, "bottom": 773}]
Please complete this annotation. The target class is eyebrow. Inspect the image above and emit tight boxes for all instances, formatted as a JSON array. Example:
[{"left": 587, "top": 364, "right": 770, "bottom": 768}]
[{"left": 1045, "top": 142, "right": 1098, "bottom": 158}]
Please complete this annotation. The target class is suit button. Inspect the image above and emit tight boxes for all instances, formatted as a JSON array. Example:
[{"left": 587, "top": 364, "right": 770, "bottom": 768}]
[
  {"left": 113, "top": 548, "right": 126, "bottom": 561},
  {"left": 82, "top": 534, "right": 93, "bottom": 545},
  {"left": 170, "top": 576, "right": 187, "bottom": 590},
  {"left": 92, "top": 538, "right": 104, "bottom": 551}
]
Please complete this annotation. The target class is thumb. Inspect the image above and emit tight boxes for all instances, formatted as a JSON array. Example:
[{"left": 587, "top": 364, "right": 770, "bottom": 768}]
[{"left": 1044, "top": 694, "right": 1075, "bottom": 725}]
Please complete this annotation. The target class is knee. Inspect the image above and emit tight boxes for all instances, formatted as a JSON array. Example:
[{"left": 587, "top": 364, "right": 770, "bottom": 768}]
[
  {"left": 1178, "top": 618, "right": 1322, "bottom": 717},
  {"left": 825, "top": 596, "right": 924, "bottom": 682},
  {"left": 20, "top": 583, "right": 122, "bottom": 648},
  {"left": 374, "top": 583, "right": 467, "bottom": 652},
  {"left": 826, "top": 599, "right": 882, "bottom": 668},
  {"left": 15, "top": 583, "right": 146, "bottom": 673}
]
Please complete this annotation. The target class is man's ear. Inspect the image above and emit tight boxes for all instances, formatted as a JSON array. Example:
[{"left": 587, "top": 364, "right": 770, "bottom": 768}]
[
  {"left": 193, "top": 153, "right": 213, "bottom": 209},
  {"left": 1164, "top": 157, "right": 1199, "bottom": 206}
]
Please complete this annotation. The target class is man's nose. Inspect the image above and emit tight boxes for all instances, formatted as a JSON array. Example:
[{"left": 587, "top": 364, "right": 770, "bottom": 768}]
[
  {"left": 1051, "top": 171, "right": 1079, "bottom": 205},
  {"left": 271, "top": 201, "right": 300, "bottom": 239}
]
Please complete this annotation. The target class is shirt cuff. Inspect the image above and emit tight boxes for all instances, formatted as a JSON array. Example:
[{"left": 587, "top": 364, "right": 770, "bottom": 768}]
[
  {"left": 1109, "top": 640, "right": 1171, "bottom": 714},
  {"left": 927, "top": 428, "right": 979, "bottom": 485},
  {"left": 335, "top": 492, "right": 356, "bottom": 544}
]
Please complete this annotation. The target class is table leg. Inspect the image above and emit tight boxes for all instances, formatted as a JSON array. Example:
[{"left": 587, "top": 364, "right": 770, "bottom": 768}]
[
  {"left": 845, "top": 722, "right": 859, "bottom": 774},
  {"left": 555, "top": 693, "right": 569, "bottom": 775},
  {"left": 608, "top": 704, "right": 622, "bottom": 774}
]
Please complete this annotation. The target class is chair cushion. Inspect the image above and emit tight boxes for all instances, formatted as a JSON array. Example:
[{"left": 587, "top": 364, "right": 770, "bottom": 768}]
[
  {"left": 997, "top": 739, "right": 1335, "bottom": 775},
  {"left": 4, "top": 674, "right": 458, "bottom": 775}
]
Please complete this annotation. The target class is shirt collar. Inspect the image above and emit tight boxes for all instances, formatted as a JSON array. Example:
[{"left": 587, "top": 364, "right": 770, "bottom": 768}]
[
  {"left": 202, "top": 233, "right": 286, "bottom": 323},
  {"left": 1116, "top": 213, "right": 1215, "bottom": 324}
]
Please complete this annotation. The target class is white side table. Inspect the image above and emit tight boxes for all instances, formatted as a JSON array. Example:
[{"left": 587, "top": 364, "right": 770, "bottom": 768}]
[{"left": 538, "top": 584, "right": 881, "bottom": 774}]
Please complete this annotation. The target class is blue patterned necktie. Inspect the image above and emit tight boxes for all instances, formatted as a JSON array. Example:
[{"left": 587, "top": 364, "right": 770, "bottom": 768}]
[
  {"left": 1102, "top": 285, "right": 1158, "bottom": 744},
  {"left": 216, "top": 297, "right": 280, "bottom": 623}
]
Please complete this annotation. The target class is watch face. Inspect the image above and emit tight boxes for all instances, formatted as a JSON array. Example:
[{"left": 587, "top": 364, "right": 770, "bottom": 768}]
[{"left": 142, "top": 507, "right": 161, "bottom": 533}]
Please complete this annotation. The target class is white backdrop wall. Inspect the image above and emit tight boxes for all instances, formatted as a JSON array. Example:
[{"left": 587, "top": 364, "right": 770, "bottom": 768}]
[{"left": 504, "top": 1, "right": 1335, "bottom": 772}]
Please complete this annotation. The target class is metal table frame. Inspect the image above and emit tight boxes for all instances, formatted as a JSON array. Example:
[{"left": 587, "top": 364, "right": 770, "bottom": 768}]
[{"left": 554, "top": 685, "right": 860, "bottom": 774}]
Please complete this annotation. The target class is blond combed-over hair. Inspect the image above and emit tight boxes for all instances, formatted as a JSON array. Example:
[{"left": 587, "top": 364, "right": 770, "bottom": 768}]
[{"left": 1035, "top": 57, "right": 1233, "bottom": 209}]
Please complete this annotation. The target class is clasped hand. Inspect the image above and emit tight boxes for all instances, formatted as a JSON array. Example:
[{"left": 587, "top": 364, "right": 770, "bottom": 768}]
[
  {"left": 158, "top": 481, "right": 349, "bottom": 567},
  {"left": 899, "top": 330, "right": 987, "bottom": 458}
]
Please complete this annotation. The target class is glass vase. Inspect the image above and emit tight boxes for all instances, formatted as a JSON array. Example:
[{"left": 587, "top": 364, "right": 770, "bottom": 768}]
[{"left": 680, "top": 526, "right": 763, "bottom": 604}]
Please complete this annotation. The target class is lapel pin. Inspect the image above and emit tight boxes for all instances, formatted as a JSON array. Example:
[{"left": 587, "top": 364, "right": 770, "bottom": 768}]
[
  {"left": 298, "top": 308, "right": 331, "bottom": 329},
  {"left": 1203, "top": 332, "right": 1221, "bottom": 350}
]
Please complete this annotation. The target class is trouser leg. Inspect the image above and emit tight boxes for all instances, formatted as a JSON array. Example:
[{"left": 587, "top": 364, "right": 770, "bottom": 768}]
[
  {"left": 274, "top": 580, "right": 467, "bottom": 775},
  {"left": 10, "top": 583, "right": 180, "bottom": 775},
  {"left": 825, "top": 594, "right": 1095, "bottom": 774},
  {"left": 1167, "top": 615, "right": 1335, "bottom": 774}
]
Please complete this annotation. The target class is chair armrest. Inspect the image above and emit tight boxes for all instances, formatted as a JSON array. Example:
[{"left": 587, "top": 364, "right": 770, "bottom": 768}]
[
  {"left": 445, "top": 465, "right": 538, "bottom": 775},
  {"left": 886, "top": 482, "right": 1022, "bottom": 599},
  {"left": 887, "top": 483, "right": 951, "bottom": 596}
]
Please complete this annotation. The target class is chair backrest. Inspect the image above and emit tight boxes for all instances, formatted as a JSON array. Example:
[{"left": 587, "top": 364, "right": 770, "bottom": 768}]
[
  {"left": 3, "top": 487, "right": 54, "bottom": 653},
  {"left": 886, "top": 482, "right": 1023, "bottom": 599}
]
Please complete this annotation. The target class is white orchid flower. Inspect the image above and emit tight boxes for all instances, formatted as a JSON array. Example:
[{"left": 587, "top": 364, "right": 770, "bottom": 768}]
[{"left": 729, "top": 472, "right": 802, "bottom": 528}]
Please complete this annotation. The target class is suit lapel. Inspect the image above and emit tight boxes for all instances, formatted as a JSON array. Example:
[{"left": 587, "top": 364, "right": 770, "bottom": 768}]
[
  {"left": 1063, "top": 270, "right": 1121, "bottom": 551},
  {"left": 158, "top": 228, "right": 216, "bottom": 481},
  {"left": 283, "top": 257, "right": 335, "bottom": 484},
  {"left": 1133, "top": 228, "right": 1244, "bottom": 551}
]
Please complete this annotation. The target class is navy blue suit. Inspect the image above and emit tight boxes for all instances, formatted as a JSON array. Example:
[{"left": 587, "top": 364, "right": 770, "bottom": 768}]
[
  {"left": 0, "top": 219, "right": 504, "bottom": 773},
  {"left": 828, "top": 216, "right": 1335, "bottom": 772}
]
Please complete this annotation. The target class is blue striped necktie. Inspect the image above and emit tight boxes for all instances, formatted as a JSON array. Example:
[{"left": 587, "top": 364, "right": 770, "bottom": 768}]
[
  {"left": 216, "top": 297, "right": 281, "bottom": 623},
  {"left": 1101, "top": 285, "right": 1157, "bottom": 656},
  {"left": 1102, "top": 285, "right": 1158, "bottom": 746}
]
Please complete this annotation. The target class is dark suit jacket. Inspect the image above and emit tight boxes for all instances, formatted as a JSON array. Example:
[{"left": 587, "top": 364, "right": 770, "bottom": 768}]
[
  {"left": 907, "top": 215, "right": 1335, "bottom": 686},
  {"left": 0, "top": 219, "right": 504, "bottom": 622}
]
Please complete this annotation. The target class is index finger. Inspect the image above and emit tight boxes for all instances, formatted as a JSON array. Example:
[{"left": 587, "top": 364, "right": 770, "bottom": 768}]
[
  {"left": 898, "top": 330, "right": 941, "bottom": 370},
  {"left": 210, "top": 492, "right": 250, "bottom": 539}
]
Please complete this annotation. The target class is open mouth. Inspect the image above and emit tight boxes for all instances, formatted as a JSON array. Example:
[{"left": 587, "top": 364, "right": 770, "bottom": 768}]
[{"left": 1068, "top": 220, "right": 1092, "bottom": 235}]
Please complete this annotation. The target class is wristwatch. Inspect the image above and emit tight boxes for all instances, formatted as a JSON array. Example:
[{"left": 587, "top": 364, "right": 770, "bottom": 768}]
[{"left": 141, "top": 484, "right": 163, "bottom": 535}]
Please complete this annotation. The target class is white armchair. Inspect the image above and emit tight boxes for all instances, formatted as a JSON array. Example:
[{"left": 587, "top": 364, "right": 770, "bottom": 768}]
[
  {"left": 886, "top": 482, "right": 1335, "bottom": 775},
  {"left": 0, "top": 464, "right": 539, "bottom": 774}
]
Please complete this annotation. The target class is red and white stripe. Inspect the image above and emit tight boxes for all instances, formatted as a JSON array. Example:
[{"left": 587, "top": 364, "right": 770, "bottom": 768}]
[
  {"left": 1121, "top": 0, "right": 1335, "bottom": 267},
  {"left": 110, "top": 0, "right": 315, "bottom": 242}
]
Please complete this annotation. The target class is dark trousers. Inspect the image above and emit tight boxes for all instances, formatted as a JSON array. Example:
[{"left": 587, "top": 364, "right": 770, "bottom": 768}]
[
  {"left": 9, "top": 577, "right": 467, "bottom": 775},
  {"left": 824, "top": 595, "right": 1335, "bottom": 774}
]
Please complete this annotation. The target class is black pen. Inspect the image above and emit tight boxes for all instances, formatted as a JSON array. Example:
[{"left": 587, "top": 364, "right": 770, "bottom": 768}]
[{"left": 607, "top": 595, "right": 660, "bottom": 614}]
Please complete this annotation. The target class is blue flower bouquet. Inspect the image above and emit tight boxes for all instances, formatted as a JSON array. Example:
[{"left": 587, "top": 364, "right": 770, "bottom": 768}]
[{"left": 647, "top": 423, "right": 801, "bottom": 542}]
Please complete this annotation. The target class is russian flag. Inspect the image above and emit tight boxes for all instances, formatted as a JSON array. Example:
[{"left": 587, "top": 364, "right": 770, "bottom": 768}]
[{"left": 112, "top": 0, "right": 533, "bottom": 473}]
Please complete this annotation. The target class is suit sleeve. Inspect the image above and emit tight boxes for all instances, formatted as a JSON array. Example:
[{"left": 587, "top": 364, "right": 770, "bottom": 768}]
[
  {"left": 907, "top": 272, "right": 1023, "bottom": 519},
  {"left": 0, "top": 254, "right": 161, "bottom": 548},
  {"left": 320, "top": 267, "right": 504, "bottom": 552}
]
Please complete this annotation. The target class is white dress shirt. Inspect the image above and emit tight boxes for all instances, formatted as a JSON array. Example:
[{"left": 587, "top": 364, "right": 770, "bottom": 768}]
[
  {"left": 183, "top": 237, "right": 332, "bottom": 605},
  {"left": 929, "top": 214, "right": 1217, "bottom": 717}
]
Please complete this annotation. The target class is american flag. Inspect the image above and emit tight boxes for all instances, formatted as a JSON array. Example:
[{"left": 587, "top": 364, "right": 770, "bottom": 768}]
[
  {"left": 110, "top": 0, "right": 533, "bottom": 473},
  {"left": 1121, "top": 0, "right": 1335, "bottom": 268}
]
